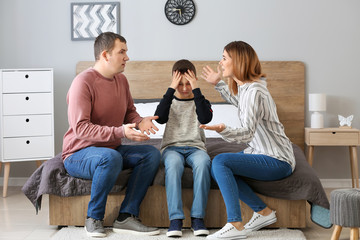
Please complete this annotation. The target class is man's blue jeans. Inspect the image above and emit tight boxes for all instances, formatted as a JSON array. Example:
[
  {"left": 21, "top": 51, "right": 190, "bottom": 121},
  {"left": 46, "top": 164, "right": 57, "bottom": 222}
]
[
  {"left": 161, "top": 146, "right": 211, "bottom": 220},
  {"left": 64, "top": 145, "right": 160, "bottom": 221},
  {"left": 211, "top": 151, "right": 292, "bottom": 222}
]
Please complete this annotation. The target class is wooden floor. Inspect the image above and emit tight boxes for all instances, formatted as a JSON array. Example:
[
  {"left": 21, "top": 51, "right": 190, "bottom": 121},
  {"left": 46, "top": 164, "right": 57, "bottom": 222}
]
[{"left": 0, "top": 187, "right": 353, "bottom": 240}]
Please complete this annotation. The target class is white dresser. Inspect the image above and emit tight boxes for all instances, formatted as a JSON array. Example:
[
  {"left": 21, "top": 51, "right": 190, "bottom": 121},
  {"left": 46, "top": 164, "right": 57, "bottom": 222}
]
[{"left": 0, "top": 69, "right": 54, "bottom": 197}]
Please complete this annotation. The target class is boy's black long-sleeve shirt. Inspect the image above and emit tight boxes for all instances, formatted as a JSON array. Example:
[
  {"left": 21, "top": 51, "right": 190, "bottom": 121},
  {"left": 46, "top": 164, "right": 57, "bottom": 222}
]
[{"left": 155, "top": 88, "right": 213, "bottom": 124}]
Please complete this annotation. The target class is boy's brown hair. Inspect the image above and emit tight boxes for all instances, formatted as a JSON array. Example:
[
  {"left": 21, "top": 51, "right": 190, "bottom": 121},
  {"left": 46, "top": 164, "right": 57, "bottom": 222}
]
[{"left": 172, "top": 59, "right": 196, "bottom": 75}]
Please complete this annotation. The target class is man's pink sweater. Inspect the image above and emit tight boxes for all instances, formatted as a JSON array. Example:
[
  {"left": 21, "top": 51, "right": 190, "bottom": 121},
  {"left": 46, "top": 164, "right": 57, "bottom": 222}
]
[{"left": 62, "top": 68, "right": 142, "bottom": 160}]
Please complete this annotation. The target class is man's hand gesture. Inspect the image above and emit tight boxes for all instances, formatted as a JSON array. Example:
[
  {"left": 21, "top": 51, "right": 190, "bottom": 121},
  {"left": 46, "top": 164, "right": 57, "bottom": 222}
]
[
  {"left": 123, "top": 123, "right": 150, "bottom": 141},
  {"left": 138, "top": 116, "right": 159, "bottom": 135}
]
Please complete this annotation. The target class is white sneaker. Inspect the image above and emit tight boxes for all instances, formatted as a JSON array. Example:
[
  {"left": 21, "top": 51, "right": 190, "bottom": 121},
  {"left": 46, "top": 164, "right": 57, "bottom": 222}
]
[
  {"left": 207, "top": 223, "right": 247, "bottom": 240},
  {"left": 244, "top": 211, "right": 277, "bottom": 232}
]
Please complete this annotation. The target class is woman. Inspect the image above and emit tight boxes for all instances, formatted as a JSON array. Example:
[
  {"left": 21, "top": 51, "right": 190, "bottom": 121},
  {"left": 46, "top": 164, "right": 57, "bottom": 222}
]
[{"left": 200, "top": 41, "right": 295, "bottom": 240}]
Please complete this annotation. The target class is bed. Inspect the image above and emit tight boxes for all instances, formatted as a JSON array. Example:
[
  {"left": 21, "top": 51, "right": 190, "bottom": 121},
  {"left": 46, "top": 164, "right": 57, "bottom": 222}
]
[{"left": 22, "top": 60, "right": 330, "bottom": 229}]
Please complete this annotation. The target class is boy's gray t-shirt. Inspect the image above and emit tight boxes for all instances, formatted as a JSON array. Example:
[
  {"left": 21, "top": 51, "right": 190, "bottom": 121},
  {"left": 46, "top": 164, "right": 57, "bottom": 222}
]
[{"left": 160, "top": 98, "right": 206, "bottom": 153}]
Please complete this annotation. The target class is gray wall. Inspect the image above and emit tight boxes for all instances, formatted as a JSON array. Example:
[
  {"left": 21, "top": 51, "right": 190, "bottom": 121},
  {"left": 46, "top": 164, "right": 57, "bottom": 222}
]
[{"left": 1, "top": 0, "right": 360, "bottom": 181}]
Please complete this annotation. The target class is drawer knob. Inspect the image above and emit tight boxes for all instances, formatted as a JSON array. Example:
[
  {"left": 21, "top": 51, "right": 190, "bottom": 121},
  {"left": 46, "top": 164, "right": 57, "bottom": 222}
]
[
  {"left": 25, "top": 74, "right": 29, "bottom": 78},
  {"left": 332, "top": 132, "right": 336, "bottom": 134},
  {"left": 25, "top": 96, "right": 29, "bottom": 100},
  {"left": 26, "top": 140, "right": 30, "bottom": 144},
  {"left": 25, "top": 118, "right": 30, "bottom": 122}
]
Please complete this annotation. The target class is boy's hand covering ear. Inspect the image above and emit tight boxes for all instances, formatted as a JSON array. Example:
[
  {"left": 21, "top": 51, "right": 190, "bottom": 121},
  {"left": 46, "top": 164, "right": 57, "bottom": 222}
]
[
  {"left": 184, "top": 70, "right": 198, "bottom": 89},
  {"left": 170, "top": 71, "right": 182, "bottom": 89}
]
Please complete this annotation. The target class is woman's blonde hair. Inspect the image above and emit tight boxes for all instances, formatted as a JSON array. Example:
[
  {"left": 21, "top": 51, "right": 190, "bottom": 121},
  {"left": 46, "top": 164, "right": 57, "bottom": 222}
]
[{"left": 224, "top": 41, "right": 266, "bottom": 95}]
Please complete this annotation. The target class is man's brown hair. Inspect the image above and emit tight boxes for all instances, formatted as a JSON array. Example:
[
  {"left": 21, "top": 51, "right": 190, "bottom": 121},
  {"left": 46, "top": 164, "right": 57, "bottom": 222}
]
[{"left": 94, "top": 32, "right": 126, "bottom": 61}]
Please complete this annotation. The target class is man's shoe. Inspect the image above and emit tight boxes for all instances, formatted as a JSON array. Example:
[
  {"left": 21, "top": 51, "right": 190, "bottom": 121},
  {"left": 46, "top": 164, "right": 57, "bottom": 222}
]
[
  {"left": 167, "top": 219, "right": 183, "bottom": 237},
  {"left": 206, "top": 223, "right": 247, "bottom": 240},
  {"left": 84, "top": 217, "right": 106, "bottom": 238},
  {"left": 191, "top": 218, "right": 209, "bottom": 236},
  {"left": 244, "top": 210, "right": 277, "bottom": 232},
  {"left": 113, "top": 215, "right": 160, "bottom": 235}
]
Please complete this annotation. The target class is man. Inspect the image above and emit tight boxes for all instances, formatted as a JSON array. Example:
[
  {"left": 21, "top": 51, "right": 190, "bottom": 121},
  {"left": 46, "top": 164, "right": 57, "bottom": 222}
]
[{"left": 62, "top": 32, "right": 161, "bottom": 237}]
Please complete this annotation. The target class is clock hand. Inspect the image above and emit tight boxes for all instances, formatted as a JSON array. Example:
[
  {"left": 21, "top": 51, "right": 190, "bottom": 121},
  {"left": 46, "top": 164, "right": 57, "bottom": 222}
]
[{"left": 172, "top": 8, "right": 182, "bottom": 16}]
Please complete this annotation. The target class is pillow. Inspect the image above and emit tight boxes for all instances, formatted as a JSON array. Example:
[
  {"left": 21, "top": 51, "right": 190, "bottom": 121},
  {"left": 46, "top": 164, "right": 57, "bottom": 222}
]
[
  {"left": 205, "top": 104, "right": 239, "bottom": 138},
  {"left": 134, "top": 102, "right": 164, "bottom": 139},
  {"left": 134, "top": 102, "right": 239, "bottom": 138}
]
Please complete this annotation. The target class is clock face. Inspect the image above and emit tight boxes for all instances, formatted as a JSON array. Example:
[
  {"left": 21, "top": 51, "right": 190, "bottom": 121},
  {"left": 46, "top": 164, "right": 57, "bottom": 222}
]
[{"left": 164, "top": 0, "right": 196, "bottom": 25}]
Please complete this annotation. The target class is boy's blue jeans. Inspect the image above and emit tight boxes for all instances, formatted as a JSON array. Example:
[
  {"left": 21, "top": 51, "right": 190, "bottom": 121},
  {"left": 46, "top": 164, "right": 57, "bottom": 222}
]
[
  {"left": 211, "top": 151, "right": 292, "bottom": 222},
  {"left": 64, "top": 145, "right": 160, "bottom": 221},
  {"left": 162, "top": 146, "right": 211, "bottom": 220}
]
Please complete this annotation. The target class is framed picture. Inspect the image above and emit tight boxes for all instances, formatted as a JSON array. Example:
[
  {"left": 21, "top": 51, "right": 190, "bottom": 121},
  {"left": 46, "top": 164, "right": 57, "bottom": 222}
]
[{"left": 71, "top": 2, "right": 120, "bottom": 41}]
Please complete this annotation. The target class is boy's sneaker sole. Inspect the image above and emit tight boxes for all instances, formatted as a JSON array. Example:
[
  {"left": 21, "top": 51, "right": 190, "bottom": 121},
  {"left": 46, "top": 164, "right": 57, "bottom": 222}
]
[
  {"left": 167, "top": 230, "right": 182, "bottom": 237},
  {"left": 193, "top": 229, "right": 209, "bottom": 236}
]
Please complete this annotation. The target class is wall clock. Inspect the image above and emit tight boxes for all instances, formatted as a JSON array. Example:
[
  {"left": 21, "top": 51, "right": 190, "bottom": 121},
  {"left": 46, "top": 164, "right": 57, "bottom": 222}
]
[{"left": 164, "top": 0, "right": 196, "bottom": 25}]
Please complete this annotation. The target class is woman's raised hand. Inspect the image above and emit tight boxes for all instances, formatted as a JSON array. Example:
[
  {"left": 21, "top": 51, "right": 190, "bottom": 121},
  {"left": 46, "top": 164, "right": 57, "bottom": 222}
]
[{"left": 201, "top": 65, "right": 222, "bottom": 86}]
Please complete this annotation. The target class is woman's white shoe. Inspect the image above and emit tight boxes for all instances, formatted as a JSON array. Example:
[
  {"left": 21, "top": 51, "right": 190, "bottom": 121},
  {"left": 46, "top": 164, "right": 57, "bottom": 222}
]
[
  {"left": 206, "top": 223, "right": 247, "bottom": 239},
  {"left": 244, "top": 210, "right": 277, "bottom": 232}
]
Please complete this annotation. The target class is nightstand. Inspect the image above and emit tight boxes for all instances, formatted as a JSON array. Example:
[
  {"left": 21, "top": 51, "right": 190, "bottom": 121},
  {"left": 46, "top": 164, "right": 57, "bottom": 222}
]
[
  {"left": 305, "top": 127, "right": 360, "bottom": 188},
  {"left": 0, "top": 69, "right": 54, "bottom": 197}
]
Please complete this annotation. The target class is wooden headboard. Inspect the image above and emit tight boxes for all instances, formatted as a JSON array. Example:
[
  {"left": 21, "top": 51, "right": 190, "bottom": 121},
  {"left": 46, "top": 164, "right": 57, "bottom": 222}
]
[{"left": 76, "top": 61, "right": 305, "bottom": 149}]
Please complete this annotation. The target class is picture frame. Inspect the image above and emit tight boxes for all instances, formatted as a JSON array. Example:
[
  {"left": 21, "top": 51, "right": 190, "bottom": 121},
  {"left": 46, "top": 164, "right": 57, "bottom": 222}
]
[{"left": 71, "top": 2, "right": 120, "bottom": 41}]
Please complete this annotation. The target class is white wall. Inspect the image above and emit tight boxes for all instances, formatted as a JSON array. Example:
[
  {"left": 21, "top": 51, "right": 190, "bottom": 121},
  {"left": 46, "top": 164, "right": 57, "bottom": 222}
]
[{"left": 0, "top": 0, "right": 359, "bottom": 181}]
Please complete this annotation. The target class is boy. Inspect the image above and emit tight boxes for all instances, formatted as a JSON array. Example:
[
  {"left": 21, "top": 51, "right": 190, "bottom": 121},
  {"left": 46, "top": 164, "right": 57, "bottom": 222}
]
[{"left": 155, "top": 59, "right": 213, "bottom": 237}]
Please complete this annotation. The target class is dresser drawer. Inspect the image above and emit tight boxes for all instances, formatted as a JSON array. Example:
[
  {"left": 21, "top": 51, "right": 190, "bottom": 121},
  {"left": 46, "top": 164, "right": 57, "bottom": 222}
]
[
  {"left": 308, "top": 132, "right": 360, "bottom": 145},
  {"left": 3, "top": 136, "right": 54, "bottom": 160},
  {"left": 2, "top": 70, "right": 52, "bottom": 93},
  {"left": 2, "top": 93, "right": 52, "bottom": 115},
  {"left": 3, "top": 115, "right": 52, "bottom": 137}
]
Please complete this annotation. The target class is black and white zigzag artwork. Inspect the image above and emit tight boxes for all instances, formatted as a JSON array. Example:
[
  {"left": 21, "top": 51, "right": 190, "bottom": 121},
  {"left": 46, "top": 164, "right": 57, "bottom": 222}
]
[{"left": 71, "top": 2, "right": 120, "bottom": 40}]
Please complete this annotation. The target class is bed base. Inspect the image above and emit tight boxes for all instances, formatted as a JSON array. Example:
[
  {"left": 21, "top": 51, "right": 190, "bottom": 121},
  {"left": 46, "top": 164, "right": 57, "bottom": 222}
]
[
  {"left": 48, "top": 60, "right": 306, "bottom": 229},
  {"left": 49, "top": 185, "right": 306, "bottom": 228}
]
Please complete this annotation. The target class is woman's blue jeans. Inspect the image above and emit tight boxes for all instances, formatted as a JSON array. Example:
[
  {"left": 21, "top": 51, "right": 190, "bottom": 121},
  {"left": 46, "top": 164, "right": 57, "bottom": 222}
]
[
  {"left": 211, "top": 151, "right": 292, "bottom": 222},
  {"left": 162, "top": 146, "right": 211, "bottom": 220},
  {"left": 64, "top": 145, "right": 160, "bottom": 221}
]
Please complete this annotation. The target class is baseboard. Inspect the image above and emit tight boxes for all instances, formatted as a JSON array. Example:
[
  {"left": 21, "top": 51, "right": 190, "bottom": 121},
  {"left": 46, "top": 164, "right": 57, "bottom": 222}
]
[
  {"left": 0, "top": 177, "right": 355, "bottom": 189},
  {"left": 0, "top": 177, "right": 29, "bottom": 187},
  {"left": 320, "top": 179, "right": 354, "bottom": 188}
]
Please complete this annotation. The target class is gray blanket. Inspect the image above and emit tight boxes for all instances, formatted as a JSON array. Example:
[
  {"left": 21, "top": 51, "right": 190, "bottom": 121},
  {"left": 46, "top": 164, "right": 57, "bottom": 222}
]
[{"left": 22, "top": 138, "right": 329, "bottom": 214}]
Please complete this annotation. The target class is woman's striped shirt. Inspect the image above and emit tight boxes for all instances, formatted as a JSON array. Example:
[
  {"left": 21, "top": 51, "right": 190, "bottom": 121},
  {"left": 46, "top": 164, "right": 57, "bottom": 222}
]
[{"left": 215, "top": 79, "right": 295, "bottom": 171}]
